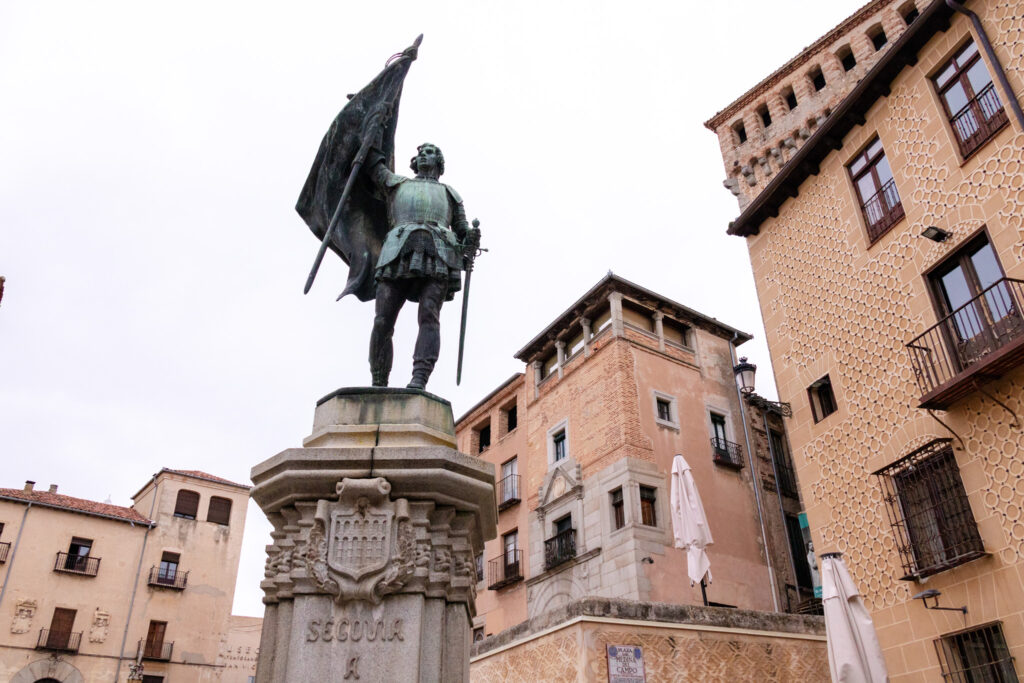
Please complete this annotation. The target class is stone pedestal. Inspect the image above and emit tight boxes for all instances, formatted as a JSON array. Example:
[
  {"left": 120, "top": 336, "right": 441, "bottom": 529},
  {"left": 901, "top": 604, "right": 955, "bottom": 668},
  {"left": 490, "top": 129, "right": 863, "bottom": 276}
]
[{"left": 251, "top": 388, "right": 497, "bottom": 683}]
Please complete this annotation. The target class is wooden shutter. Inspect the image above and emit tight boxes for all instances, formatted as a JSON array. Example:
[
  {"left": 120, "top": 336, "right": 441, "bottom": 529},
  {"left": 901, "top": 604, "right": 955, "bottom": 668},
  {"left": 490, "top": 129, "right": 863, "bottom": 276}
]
[
  {"left": 174, "top": 490, "right": 200, "bottom": 519},
  {"left": 48, "top": 608, "right": 76, "bottom": 648},
  {"left": 207, "top": 496, "right": 232, "bottom": 525},
  {"left": 145, "top": 620, "right": 167, "bottom": 658}
]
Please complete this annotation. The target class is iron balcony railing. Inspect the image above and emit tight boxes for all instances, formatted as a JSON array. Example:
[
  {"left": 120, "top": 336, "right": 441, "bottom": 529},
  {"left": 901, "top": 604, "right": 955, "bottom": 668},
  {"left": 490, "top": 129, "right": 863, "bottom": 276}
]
[
  {"left": 861, "top": 177, "right": 904, "bottom": 242},
  {"left": 54, "top": 551, "right": 101, "bottom": 577},
  {"left": 949, "top": 82, "right": 1008, "bottom": 158},
  {"left": 497, "top": 474, "right": 521, "bottom": 510},
  {"left": 710, "top": 437, "right": 744, "bottom": 469},
  {"left": 487, "top": 550, "right": 523, "bottom": 590},
  {"left": 36, "top": 629, "right": 82, "bottom": 653},
  {"left": 907, "top": 278, "right": 1024, "bottom": 409},
  {"left": 0, "top": 541, "right": 10, "bottom": 563},
  {"left": 544, "top": 528, "right": 577, "bottom": 570},
  {"left": 148, "top": 565, "right": 188, "bottom": 590},
  {"left": 139, "top": 639, "right": 174, "bottom": 661}
]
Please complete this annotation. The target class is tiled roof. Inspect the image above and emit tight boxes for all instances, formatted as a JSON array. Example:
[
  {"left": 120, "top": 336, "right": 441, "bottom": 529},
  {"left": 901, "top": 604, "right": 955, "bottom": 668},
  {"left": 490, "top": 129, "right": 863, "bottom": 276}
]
[
  {"left": 0, "top": 488, "right": 153, "bottom": 525},
  {"left": 159, "top": 468, "right": 251, "bottom": 490}
]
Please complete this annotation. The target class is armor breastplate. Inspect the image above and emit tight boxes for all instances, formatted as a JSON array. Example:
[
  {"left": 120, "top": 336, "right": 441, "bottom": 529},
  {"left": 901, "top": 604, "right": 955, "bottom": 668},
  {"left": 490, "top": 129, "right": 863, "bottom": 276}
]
[{"left": 390, "top": 179, "right": 451, "bottom": 227}]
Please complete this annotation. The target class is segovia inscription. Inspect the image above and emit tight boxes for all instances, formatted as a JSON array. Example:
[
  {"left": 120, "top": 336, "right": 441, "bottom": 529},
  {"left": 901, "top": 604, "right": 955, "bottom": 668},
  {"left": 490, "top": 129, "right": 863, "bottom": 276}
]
[{"left": 306, "top": 617, "right": 404, "bottom": 643}]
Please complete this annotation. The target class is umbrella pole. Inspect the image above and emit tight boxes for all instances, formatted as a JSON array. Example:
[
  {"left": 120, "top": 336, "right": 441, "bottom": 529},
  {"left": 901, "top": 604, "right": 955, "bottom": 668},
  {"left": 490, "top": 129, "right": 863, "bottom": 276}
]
[{"left": 700, "top": 578, "right": 709, "bottom": 606}]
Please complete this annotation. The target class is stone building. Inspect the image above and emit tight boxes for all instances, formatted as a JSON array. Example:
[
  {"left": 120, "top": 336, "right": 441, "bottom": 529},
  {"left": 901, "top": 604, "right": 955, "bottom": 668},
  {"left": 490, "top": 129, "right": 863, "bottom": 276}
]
[
  {"left": 0, "top": 469, "right": 252, "bottom": 682},
  {"left": 457, "top": 274, "right": 823, "bottom": 675},
  {"left": 709, "top": 0, "right": 1024, "bottom": 679}
]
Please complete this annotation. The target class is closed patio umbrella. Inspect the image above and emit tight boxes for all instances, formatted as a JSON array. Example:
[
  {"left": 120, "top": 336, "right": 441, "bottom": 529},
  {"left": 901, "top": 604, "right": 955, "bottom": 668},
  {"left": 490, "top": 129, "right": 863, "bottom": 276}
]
[
  {"left": 670, "top": 454, "right": 713, "bottom": 590},
  {"left": 821, "top": 552, "right": 889, "bottom": 683}
]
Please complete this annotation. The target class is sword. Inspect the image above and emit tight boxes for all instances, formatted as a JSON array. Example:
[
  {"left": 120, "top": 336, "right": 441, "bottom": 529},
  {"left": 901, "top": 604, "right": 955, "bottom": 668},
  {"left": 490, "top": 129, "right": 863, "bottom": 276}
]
[{"left": 456, "top": 219, "right": 484, "bottom": 385}]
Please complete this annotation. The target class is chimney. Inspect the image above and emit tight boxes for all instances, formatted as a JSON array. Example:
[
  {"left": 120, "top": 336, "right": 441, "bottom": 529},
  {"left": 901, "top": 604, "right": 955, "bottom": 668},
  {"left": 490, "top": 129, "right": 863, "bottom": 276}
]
[
  {"left": 24, "top": 480, "right": 35, "bottom": 492},
  {"left": 48, "top": 484, "right": 58, "bottom": 494}
]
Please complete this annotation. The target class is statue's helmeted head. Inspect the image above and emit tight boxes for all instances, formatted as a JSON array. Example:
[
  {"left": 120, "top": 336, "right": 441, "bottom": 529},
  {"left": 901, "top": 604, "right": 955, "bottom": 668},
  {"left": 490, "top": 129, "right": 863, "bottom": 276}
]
[{"left": 410, "top": 143, "right": 445, "bottom": 177}]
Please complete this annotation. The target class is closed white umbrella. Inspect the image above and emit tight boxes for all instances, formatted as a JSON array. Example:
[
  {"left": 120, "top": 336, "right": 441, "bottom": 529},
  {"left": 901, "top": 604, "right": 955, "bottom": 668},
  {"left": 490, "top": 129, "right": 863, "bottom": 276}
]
[
  {"left": 821, "top": 552, "right": 889, "bottom": 683},
  {"left": 670, "top": 454, "right": 713, "bottom": 587}
]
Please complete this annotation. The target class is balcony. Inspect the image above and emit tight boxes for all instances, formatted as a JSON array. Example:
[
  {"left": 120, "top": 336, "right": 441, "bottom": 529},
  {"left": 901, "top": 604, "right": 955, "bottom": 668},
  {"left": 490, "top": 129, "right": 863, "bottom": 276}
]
[
  {"left": 36, "top": 629, "right": 82, "bottom": 653},
  {"left": 710, "top": 437, "right": 744, "bottom": 469},
  {"left": 907, "top": 278, "right": 1024, "bottom": 409},
  {"left": 138, "top": 639, "right": 174, "bottom": 661},
  {"left": 861, "top": 177, "right": 904, "bottom": 242},
  {"left": 54, "top": 552, "right": 100, "bottom": 577},
  {"left": 544, "top": 528, "right": 577, "bottom": 570},
  {"left": 487, "top": 550, "right": 523, "bottom": 590},
  {"left": 148, "top": 566, "right": 188, "bottom": 590},
  {"left": 497, "top": 474, "right": 521, "bottom": 511},
  {"left": 0, "top": 541, "right": 10, "bottom": 563},
  {"left": 949, "top": 82, "right": 1008, "bottom": 158}
]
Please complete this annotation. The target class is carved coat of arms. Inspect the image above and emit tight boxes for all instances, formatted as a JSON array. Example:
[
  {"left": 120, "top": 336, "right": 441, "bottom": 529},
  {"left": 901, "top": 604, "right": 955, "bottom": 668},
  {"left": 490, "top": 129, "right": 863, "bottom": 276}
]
[{"left": 305, "top": 477, "right": 414, "bottom": 603}]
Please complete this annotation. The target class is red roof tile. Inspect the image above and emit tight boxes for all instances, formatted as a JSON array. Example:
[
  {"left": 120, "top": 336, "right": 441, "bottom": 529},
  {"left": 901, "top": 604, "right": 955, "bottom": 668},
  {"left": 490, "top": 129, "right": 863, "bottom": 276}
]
[
  {"left": 0, "top": 488, "right": 153, "bottom": 525},
  {"left": 159, "top": 468, "right": 250, "bottom": 490}
]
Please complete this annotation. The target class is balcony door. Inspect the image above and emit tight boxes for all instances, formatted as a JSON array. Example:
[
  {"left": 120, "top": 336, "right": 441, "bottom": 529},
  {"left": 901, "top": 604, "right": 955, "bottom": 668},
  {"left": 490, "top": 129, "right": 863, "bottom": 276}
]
[
  {"left": 930, "top": 234, "right": 1019, "bottom": 366},
  {"left": 145, "top": 620, "right": 167, "bottom": 659},
  {"left": 47, "top": 608, "right": 76, "bottom": 649}
]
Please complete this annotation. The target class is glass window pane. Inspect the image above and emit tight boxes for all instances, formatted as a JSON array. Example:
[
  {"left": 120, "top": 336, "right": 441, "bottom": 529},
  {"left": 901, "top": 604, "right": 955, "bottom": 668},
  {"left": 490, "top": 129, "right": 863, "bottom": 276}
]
[
  {"left": 868, "top": 138, "right": 884, "bottom": 158},
  {"left": 942, "top": 81, "right": 970, "bottom": 114},
  {"left": 936, "top": 63, "right": 958, "bottom": 88},
  {"left": 965, "top": 59, "right": 993, "bottom": 96},
  {"left": 939, "top": 266, "right": 973, "bottom": 312},
  {"left": 874, "top": 155, "right": 894, "bottom": 185},
  {"left": 956, "top": 40, "right": 978, "bottom": 65},
  {"left": 856, "top": 173, "right": 879, "bottom": 203},
  {"left": 849, "top": 154, "right": 868, "bottom": 175},
  {"left": 969, "top": 242, "right": 1002, "bottom": 290}
]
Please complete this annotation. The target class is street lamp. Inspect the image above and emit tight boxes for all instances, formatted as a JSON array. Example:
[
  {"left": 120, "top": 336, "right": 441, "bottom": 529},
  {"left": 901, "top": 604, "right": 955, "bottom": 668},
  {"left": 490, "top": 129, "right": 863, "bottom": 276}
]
[{"left": 734, "top": 357, "right": 757, "bottom": 395}]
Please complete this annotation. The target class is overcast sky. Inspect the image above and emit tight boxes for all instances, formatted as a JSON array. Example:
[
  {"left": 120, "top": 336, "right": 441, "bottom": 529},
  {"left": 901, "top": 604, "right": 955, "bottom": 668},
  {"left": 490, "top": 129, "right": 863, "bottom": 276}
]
[{"left": 1, "top": 0, "right": 866, "bottom": 617}]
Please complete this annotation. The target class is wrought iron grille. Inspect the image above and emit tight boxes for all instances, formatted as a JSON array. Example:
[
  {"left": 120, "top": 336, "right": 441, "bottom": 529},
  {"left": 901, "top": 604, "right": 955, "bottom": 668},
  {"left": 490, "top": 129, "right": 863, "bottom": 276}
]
[
  {"left": 935, "top": 621, "right": 1019, "bottom": 682},
  {"left": 486, "top": 549, "right": 522, "bottom": 590},
  {"left": 36, "top": 629, "right": 82, "bottom": 653},
  {"left": 0, "top": 541, "right": 10, "bottom": 563},
  {"left": 861, "top": 177, "right": 905, "bottom": 241},
  {"left": 907, "top": 278, "right": 1024, "bottom": 407},
  {"left": 874, "top": 439, "right": 985, "bottom": 580},
  {"left": 148, "top": 565, "right": 188, "bottom": 590},
  {"left": 770, "top": 431, "right": 799, "bottom": 499},
  {"left": 139, "top": 638, "right": 174, "bottom": 661},
  {"left": 950, "top": 83, "right": 1008, "bottom": 158},
  {"left": 497, "top": 474, "right": 520, "bottom": 510},
  {"left": 54, "top": 551, "right": 101, "bottom": 576},
  {"left": 544, "top": 528, "right": 577, "bottom": 570},
  {"left": 710, "top": 437, "right": 744, "bottom": 469}
]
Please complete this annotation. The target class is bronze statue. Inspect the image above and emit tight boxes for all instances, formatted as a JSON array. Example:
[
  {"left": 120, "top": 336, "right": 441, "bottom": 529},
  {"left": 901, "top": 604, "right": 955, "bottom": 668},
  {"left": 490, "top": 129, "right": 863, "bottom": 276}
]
[{"left": 296, "top": 36, "right": 481, "bottom": 390}]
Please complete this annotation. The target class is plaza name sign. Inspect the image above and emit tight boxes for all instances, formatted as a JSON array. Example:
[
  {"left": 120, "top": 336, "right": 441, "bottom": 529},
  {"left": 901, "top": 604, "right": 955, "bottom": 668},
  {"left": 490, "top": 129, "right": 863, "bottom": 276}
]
[{"left": 606, "top": 644, "right": 646, "bottom": 683}]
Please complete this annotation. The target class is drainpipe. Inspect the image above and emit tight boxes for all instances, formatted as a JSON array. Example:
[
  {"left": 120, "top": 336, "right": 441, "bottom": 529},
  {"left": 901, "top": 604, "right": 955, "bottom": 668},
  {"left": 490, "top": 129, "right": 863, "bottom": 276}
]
[
  {"left": 945, "top": 0, "right": 1024, "bottom": 130},
  {"left": 762, "top": 407, "right": 802, "bottom": 609},
  {"left": 0, "top": 501, "right": 33, "bottom": 612},
  {"left": 730, "top": 334, "right": 781, "bottom": 612},
  {"left": 113, "top": 475, "right": 159, "bottom": 683}
]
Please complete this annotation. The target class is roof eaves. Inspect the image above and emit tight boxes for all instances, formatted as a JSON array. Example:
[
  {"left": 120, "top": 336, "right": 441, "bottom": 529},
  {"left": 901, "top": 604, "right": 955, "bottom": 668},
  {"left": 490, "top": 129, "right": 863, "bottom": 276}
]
[
  {"left": 455, "top": 373, "right": 524, "bottom": 427},
  {"left": 727, "top": 0, "right": 952, "bottom": 238},
  {"left": 0, "top": 494, "right": 154, "bottom": 527}
]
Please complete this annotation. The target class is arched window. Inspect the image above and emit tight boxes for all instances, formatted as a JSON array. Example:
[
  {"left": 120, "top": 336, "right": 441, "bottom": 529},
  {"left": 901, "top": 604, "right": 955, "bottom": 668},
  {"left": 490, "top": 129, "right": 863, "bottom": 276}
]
[
  {"left": 173, "top": 490, "right": 200, "bottom": 520},
  {"left": 837, "top": 45, "right": 857, "bottom": 72},
  {"left": 207, "top": 496, "right": 232, "bottom": 525},
  {"left": 868, "top": 24, "right": 888, "bottom": 51}
]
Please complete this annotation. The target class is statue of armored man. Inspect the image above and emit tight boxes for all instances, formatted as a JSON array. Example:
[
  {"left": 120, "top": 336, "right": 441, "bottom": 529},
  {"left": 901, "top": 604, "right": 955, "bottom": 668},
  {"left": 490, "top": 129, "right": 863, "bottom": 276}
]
[{"left": 296, "top": 36, "right": 481, "bottom": 390}]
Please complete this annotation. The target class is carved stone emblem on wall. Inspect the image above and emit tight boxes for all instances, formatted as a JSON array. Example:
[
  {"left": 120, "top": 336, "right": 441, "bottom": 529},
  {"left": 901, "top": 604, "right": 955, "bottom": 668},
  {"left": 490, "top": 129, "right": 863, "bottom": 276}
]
[
  {"left": 304, "top": 477, "right": 414, "bottom": 603},
  {"left": 10, "top": 599, "right": 37, "bottom": 634},
  {"left": 89, "top": 609, "right": 110, "bottom": 643}
]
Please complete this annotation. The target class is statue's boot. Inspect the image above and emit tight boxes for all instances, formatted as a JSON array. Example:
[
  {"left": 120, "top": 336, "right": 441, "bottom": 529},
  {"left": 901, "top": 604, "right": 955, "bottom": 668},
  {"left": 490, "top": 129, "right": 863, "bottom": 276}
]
[{"left": 407, "top": 368, "right": 430, "bottom": 390}]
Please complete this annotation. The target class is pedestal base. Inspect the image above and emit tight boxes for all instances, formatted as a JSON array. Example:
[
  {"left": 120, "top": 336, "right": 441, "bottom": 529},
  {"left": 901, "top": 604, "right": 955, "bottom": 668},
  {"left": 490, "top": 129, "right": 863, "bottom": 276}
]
[{"left": 251, "top": 389, "right": 496, "bottom": 683}]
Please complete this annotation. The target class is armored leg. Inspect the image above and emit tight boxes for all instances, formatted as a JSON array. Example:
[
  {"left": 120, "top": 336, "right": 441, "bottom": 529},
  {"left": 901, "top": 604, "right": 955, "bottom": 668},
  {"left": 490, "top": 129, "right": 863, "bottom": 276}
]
[
  {"left": 409, "top": 279, "right": 446, "bottom": 389},
  {"left": 369, "top": 280, "right": 406, "bottom": 387}
]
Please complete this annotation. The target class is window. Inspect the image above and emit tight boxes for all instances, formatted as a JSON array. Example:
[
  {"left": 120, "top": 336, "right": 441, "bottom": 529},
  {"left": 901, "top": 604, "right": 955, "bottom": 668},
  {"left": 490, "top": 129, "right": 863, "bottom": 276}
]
[
  {"left": 477, "top": 425, "right": 491, "bottom": 453},
  {"left": 639, "top": 486, "right": 657, "bottom": 527},
  {"left": 541, "top": 352, "right": 557, "bottom": 379},
  {"left": 174, "top": 490, "right": 200, "bottom": 519},
  {"left": 552, "top": 428, "right": 567, "bottom": 462},
  {"left": 505, "top": 404, "right": 517, "bottom": 433},
  {"left": 785, "top": 515, "right": 814, "bottom": 590},
  {"left": 874, "top": 439, "right": 985, "bottom": 579},
  {"left": 710, "top": 413, "right": 727, "bottom": 443},
  {"left": 733, "top": 120, "right": 747, "bottom": 144},
  {"left": 900, "top": 1, "right": 920, "bottom": 24},
  {"left": 869, "top": 24, "right": 888, "bottom": 51},
  {"left": 475, "top": 553, "right": 484, "bottom": 582},
  {"left": 64, "top": 537, "right": 92, "bottom": 572},
  {"left": 158, "top": 552, "right": 180, "bottom": 584},
  {"left": 499, "top": 457, "right": 520, "bottom": 508},
  {"left": 935, "top": 39, "right": 1008, "bottom": 158},
  {"left": 566, "top": 330, "right": 584, "bottom": 358},
  {"left": 503, "top": 531, "right": 519, "bottom": 570},
  {"left": 848, "top": 138, "right": 904, "bottom": 241},
  {"left": 207, "top": 496, "right": 232, "bottom": 525},
  {"left": 809, "top": 66, "right": 826, "bottom": 91},
  {"left": 757, "top": 104, "right": 772, "bottom": 128},
  {"left": 592, "top": 308, "right": 612, "bottom": 336},
  {"left": 770, "top": 430, "right": 799, "bottom": 498},
  {"left": 545, "top": 517, "right": 576, "bottom": 569},
  {"left": 656, "top": 398, "right": 671, "bottom": 422},
  {"left": 555, "top": 515, "right": 573, "bottom": 536},
  {"left": 489, "top": 530, "right": 523, "bottom": 588},
  {"left": 808, "top": 375, "right": 837, "bottom": 423},
  {"left": 653, "top": 392, "right": 677, "bottom": 428},
  {"left": 611, "top": 488, "right": 625, "bottom": 530},
  {"left": 935, "top": 622, "right": 1018, "bottom": 682},
  {"left": 473, "top": 627, "right": 485, "bottom": 643},
  {"left": 144, "top": 620, "right": 168, "bottom": 660},
  {"left": 142, "top": 677, "right": 165, "bottom": 683},
  {"left": 45, "top": 607, "right": 78, "bottom": 651},
  {"left": 838, "top": 45, "right": 857, "bottom": 71},
  {"left": 783, "top": 87, "right": 798, "bottom": 111}
]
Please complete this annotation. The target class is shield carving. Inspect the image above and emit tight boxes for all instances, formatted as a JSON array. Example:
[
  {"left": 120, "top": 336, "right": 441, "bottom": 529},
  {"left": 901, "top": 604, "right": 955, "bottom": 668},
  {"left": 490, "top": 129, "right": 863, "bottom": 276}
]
[{"left": 328, "top": 499, "right": 394, "bottom": 580}]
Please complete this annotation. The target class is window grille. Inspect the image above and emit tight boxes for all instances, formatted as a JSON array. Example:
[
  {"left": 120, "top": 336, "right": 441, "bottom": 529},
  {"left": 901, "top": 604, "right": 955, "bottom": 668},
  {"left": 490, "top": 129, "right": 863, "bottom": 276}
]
[
  {"left": 935, "top": 621, "right": 1019, "bottom": 682},
  {"left": 874, "top": 439, "right": 985, "bottom": 579}
]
